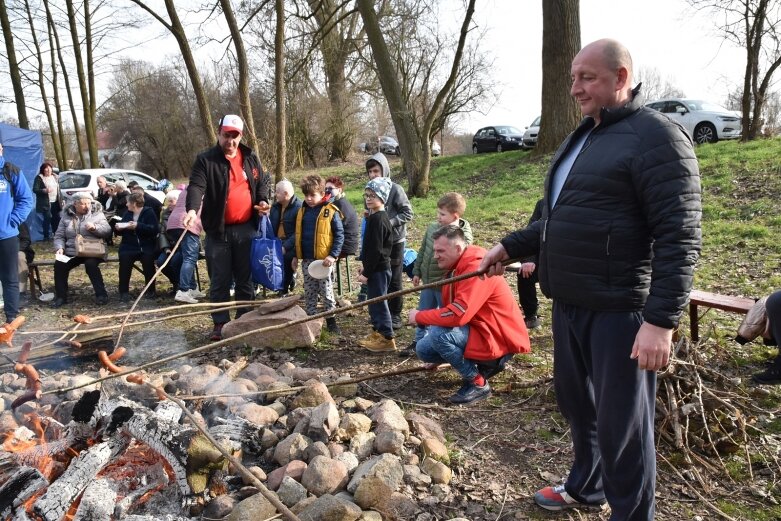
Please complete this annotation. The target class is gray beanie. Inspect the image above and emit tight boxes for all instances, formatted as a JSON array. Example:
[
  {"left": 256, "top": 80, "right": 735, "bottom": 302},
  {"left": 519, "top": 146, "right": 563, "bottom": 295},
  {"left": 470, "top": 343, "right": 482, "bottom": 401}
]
[{"left": 366, "top": 177, "right": 392, "bottom": 204}]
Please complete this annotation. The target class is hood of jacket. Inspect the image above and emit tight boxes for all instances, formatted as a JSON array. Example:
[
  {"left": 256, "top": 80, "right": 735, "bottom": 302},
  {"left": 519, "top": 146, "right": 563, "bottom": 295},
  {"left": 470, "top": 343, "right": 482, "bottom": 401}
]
[{"left": 367, "top": 152, "right": 391, "bottom": 178}]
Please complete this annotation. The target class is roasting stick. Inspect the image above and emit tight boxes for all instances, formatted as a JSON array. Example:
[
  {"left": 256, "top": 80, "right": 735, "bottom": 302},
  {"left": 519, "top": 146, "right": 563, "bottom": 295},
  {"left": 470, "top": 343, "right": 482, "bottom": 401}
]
[{"left": 41, "top": 258, "right": 522, "bottom": 397}]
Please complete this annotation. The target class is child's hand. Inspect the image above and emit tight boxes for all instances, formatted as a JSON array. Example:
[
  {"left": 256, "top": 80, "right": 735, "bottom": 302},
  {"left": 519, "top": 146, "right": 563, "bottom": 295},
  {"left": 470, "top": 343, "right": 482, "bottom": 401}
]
[
  {"left": 412, "top": 275, "right": 420, "bottom": 286},
  {"left": 357, "top": 274, "right": 368, "bottom": 284},
  {"left": 292, "top": 258, "right": 299, "bottom": 270},
  {"left": 323, "top": 255, "right": 335, "bottom": 267}
]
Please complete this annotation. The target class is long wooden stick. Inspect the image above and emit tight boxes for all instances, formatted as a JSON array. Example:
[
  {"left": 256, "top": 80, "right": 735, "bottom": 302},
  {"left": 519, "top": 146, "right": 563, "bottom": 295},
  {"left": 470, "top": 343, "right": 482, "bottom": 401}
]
[{"left": 42, "top": 258, "right": 522, "bottom": 396}]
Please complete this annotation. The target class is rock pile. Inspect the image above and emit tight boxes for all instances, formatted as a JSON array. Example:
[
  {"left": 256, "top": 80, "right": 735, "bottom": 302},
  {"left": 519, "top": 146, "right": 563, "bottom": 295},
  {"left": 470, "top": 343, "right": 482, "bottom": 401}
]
[{"left": 0, "top": 353, "right": 460, "bottom": 520}]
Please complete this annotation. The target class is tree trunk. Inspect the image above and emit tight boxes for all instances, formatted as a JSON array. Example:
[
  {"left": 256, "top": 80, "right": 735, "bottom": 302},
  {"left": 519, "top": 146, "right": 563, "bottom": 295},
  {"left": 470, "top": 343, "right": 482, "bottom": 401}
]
[
  {"left": 85, "top": 0, "right": 98, "bottom": 164},
  {"left": 130, "top": 0, "right": 216, "bottom": 144},
  {"left": 47, "top": 0, "right": 84, "bottom": 167},
  {"left": 0, "top": 0, "right": 29, "bottom": 128},
  {"left": 23, "top": 0, "right": 63, "bottom": 166},
  {"left": 220, "top": 0, "right": 258, "bottom": 153},
  {"left": 275, "top": 0, "right": 286, "bottom": 182},
  {"left": 47, "top": 10, "right": 67, "bottom": 169},
  {"left": 65, "top": 0, "right": 98, "bottom": 166},
  {"left": 536, "top": 0, "right": 581, "bottom": 155}
]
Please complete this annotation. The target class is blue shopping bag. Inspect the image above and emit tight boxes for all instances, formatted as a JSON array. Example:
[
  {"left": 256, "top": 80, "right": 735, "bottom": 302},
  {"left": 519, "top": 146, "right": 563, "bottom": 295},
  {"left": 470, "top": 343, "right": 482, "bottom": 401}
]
[{"left": 251, "top": 214, "right": 285, "bottom": 291}]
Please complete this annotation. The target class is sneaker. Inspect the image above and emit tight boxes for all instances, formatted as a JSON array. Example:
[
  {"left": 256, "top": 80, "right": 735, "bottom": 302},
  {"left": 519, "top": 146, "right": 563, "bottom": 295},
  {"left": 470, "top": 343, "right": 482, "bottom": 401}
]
[
  {"left": 398, "top": 340, "right": 417, "bottom": 358},
  {"left": 391, "top": 315, "right": 403, "bottom": 330},
  {"left": 189, "top": 288, "right": 206, "bottom": 299},
  {"left": 210, "top": 323, "right": 226, "bottom": 341},
  {"left": 448, "top": 381, "right": 491, "bottom": 404},
  {"left": 752, "top": 366, "right": 781, "bottom": 385},
  {"left": 358, "top": 331, "right": 382, "bottom": 347},
  {"left": 525, "top": 315, "right": 541, "bottom": 329},
  {"left": 360, "top": 333, "right": 397, "bottom": 353},
  {"left": 95, "top": 295, "right": 108, "bottom": 306},
  {"left": 51, "top": 297, "right": 66, "bottom": 308},
  {"left": 175, "top": 290, "right": 198, "bottom": 304},
  {"left": 534, "top": 484, "right": 602, "bottom": 511},
  {"left": 326, "top": 317, "right": 341, "bottom": 334}
]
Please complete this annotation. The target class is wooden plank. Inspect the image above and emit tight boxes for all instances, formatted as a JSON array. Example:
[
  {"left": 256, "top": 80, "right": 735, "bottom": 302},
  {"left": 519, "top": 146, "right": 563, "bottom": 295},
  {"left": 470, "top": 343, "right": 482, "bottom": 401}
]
[{"left": 689, "top": 289, "right": 754, "bottom": 313}]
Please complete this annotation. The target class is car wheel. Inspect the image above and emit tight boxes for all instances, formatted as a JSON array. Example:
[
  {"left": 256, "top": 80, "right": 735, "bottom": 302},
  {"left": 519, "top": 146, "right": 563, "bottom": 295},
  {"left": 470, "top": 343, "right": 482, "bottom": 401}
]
[
  {"left": 395, "top": 146, "right": 400, "bottom": 156},
  {"left": 496, "top": 143, "right": 503, "bottom": 153},
  {"left": 472, "top": 144, "right": 478, "bottom": 154},
  {"left": 694, "top": 122, "right": 718, "bottom": 144}
]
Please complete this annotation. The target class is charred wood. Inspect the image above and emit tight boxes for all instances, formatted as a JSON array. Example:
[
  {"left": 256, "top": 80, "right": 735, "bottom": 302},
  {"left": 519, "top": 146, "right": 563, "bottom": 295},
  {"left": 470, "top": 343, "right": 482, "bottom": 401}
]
[
  {"left": 73, "top": 478, "right": 117, "bottom": 521},
  {"left": 0, "top": 466, "right": 48, "bottom": 519}
]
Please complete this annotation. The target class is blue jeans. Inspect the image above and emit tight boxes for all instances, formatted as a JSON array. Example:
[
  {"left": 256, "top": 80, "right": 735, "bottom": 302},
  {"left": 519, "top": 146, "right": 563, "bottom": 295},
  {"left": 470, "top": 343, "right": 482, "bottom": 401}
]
[
  {"left": 416, "top": 325, "right": 477, "bottom": 380},
  {"left": 414, "top": 287, "right": 442, "bottom": 342},
  {"left": 178, "top": 231, "right": 200, "bottom": 291},
  {"left": 367, "top": 269, "right": 392, "bottom": 338},
  {"left": 0, "top": 236, "right": 20, "bottom": 322}
]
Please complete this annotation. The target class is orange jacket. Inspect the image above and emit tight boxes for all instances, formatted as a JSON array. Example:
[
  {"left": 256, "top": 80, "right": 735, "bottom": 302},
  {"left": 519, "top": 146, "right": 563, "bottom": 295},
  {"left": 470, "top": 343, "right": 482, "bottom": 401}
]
[{"left": 416, "top": 245, "right": 530, "bottom": 361}]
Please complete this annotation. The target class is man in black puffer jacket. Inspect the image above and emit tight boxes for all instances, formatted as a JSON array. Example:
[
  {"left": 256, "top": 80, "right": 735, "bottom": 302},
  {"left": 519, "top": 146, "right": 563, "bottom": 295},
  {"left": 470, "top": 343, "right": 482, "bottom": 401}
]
[
  {"left": 184, "top": 115, "right": 272, "bottom": 341},
  {"left": 481, "top": 39, "right": 701, "bottom": 520}
]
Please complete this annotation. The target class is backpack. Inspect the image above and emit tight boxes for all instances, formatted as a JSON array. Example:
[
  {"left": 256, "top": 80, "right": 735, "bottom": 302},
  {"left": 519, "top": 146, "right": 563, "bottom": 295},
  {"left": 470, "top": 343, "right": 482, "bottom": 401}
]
[{"left": 735, "top": 296, "right": 771, "bottom": 345}]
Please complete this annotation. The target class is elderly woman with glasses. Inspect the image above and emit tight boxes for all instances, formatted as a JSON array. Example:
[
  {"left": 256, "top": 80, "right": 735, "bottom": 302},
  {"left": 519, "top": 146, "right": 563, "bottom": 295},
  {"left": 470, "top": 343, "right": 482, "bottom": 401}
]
[{"left": 52, "top": 192, "right": 112, "bottom": 307}]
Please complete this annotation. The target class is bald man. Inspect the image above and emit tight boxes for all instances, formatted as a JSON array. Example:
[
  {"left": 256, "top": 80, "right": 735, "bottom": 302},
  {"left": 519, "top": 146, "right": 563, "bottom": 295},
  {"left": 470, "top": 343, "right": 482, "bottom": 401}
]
[{"left": 479, "top": 39, "right": 702, "bottom": 519}]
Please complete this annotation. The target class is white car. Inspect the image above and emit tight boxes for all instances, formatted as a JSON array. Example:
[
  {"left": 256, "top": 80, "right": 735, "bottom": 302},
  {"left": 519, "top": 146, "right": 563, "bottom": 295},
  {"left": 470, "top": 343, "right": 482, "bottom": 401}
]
[
  {"left": 522, "top": 116, "right": 540, "bottom": 149},
  {"left": 431, "top": 139, "right": 441, "bottom": 156},
  {"left": 58, "top": 168, "right": 166, "bottom": 203},
  {"left": 645, "top": 98, "right": 741, "bottom": 144}
]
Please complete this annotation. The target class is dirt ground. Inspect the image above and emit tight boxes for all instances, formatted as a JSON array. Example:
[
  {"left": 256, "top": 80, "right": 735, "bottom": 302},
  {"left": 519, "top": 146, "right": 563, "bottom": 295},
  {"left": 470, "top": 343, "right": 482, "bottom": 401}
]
[{"left": 10, "top": 252, "right": 778, "bottom": 520}]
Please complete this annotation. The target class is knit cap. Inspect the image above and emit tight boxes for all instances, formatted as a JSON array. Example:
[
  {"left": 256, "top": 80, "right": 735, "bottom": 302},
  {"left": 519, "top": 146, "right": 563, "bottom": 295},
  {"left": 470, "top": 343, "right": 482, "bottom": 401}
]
[{"left": 366, "top": 177, "right": 392, "bottom": 204}]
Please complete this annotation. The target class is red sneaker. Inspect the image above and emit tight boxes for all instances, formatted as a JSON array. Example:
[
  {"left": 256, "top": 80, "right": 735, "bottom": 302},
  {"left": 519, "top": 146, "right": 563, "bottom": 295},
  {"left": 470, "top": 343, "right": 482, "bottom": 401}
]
[
  {"left": 210, "top": 323, "right": 225, "bottom": 341},
  {"left": 534, "top": 485, "right": 605, "bottom": 511}
]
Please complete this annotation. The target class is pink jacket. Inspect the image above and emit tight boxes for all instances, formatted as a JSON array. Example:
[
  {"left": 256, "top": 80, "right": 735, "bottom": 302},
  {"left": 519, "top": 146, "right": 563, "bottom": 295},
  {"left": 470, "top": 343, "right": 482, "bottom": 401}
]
[{"left": 168, "top": 186, "right": 203, "bottom": 236}]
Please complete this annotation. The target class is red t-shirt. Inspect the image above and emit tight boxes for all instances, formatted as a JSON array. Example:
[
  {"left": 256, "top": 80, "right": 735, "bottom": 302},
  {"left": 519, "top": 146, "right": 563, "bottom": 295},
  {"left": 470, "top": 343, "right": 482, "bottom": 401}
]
[{"left": 224, "top": 150, "right": 252, "bottom": 224}]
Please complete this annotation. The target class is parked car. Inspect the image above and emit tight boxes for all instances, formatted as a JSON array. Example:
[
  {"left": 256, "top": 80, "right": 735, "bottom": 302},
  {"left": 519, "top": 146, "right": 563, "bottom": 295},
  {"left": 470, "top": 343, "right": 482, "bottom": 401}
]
[
  {"left": 58, "top": 168, "right": 166, "bottom": 203},
  {"left": 521, "top": 116, "right": 540, "bottom": 149},
  {"left": 366, "top": 136, "right": 400, "bottom": 155},
  {"left": 472, "top": 125, "right": 524, "bottom": 153},
  {"left": 431, "top": 139, "right": 442, "bottom": 156},
  {"left": 645, "top": 98, "right": 741, "bottom": 144}
]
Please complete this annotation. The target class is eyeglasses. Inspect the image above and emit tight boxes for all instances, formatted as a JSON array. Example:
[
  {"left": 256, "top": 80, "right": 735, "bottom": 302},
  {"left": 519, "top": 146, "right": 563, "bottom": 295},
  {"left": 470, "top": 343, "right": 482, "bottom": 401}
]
[{"left": 363, "top": 193, "right": 378, "bottom": 200}]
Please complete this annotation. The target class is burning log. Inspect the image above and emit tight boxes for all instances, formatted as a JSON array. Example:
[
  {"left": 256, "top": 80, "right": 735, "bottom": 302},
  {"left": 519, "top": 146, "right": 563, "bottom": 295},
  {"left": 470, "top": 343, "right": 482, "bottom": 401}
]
[
  {"left": 33, "top": 437, "right": 129, "bottom": 521},
  {"left": 210, "top": 416, "right": 265, "bottom": 454},
  {"left": 73, "top": 478, "right": 116, "bottom": 521},
  {"left": 0, "top": 466, "right": 48, "bottom": 519}
]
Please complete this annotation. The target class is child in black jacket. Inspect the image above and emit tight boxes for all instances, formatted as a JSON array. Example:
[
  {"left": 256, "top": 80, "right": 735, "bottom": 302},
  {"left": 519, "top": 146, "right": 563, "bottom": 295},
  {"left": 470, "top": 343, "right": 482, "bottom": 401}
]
[{"left": 357, "top": 177, "right": 395, "bottom": 352}]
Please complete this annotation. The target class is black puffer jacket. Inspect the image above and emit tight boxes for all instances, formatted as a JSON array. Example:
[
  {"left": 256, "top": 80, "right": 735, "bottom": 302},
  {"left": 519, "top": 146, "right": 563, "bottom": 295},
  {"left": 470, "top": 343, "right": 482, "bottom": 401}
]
[
  {"left": 186, "top": 143, "right": 271, "bottom": 236},
  {"left": 501, "top": 91, "right": 702, "bottom": 329}
]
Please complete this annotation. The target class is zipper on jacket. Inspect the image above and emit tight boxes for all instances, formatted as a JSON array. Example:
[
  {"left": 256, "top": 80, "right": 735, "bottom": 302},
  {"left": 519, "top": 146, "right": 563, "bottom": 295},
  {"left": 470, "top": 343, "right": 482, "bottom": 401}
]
[{"left": 542, "top": 218, "right": 548, "bottom": 243}]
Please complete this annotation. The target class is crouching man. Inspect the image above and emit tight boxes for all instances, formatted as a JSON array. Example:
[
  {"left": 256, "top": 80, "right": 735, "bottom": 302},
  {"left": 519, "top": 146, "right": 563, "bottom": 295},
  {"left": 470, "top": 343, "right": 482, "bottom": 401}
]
[{"left": 409, "top": 225, "right": 530, "bottom": 404}]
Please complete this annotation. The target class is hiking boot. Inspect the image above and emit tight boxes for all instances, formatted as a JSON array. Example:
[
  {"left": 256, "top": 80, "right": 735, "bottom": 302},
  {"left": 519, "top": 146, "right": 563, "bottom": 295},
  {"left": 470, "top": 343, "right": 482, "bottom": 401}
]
[
  {"left": 398, "top": 340, "right": 417, "bottom": 357},
  {"left": 525, "top": 315, "right": 541, "bottom": 329},
  {"left": 534, "top": 484, "right": 604, "bottom": 511},
  {"left": 175, "top": 290, "right": 198, "bottom": 304},
  {"left": 51, "top": 297, "right": 66, "bottom": 308},
  {"left": 119, "top": 293, "right": 131, "bottom": 303},
  {"left": 95, "top": 295, "right": 108, "bottom": 306},
  {"left": 449, "top": 381, "right": 491, "bottom": 404},
  {"left": 143, "top": 291, "right": 157, "bottom": 300},
  {"left": 753, "top": 365, "right": 781, "bottom": 385},
  {"left": 326, "top": 317, "right": 341, "bottom": 334},
  {"left": 210, "top": 322, "right": 226, "bottom": 341},
  {"left": 360, "top": 333, "right": 397, "bottom": 353},
  {"left": 391, "top": 314, "right": 403, "bottom": 330},
  {"left": 358, "top": 331, "right": 382, "bottom": 347},
  {"left": 189, "top": 288, "right": 206, "bottom": 299}
]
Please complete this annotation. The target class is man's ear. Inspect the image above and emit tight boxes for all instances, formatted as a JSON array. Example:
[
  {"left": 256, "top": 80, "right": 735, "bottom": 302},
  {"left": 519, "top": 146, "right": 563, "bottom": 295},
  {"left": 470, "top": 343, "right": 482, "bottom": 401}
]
[{"left": 616, "top": 66, "right": 629, "bottom": 90}]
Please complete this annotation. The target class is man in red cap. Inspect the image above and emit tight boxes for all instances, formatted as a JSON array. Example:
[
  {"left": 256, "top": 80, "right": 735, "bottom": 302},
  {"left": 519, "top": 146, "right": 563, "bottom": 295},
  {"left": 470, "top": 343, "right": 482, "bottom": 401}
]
[{"left": 184, "top": 114, "right": 271, "bottom": 341}]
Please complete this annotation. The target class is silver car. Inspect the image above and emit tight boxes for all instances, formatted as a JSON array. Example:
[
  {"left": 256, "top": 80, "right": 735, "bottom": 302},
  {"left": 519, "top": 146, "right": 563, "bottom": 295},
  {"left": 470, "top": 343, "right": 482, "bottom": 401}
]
[
  {"left": 522, "top": 116, "right": 540, "bottom": 149},
  {"left": 58, "top": 168, "right": 166, "bottom": 202},
  {"left": 645, "top": 98, "right": 741, "bottom": 144}
]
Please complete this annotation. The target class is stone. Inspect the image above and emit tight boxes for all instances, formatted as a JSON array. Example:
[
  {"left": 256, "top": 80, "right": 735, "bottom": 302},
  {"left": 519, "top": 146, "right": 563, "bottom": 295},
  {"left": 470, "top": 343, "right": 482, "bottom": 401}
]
[
  {"left": 291, "top": 380, "right": 335, "bottom": 409},
  {"left": 296, "top": 494, "right": 362, "bottom": 521},
  {"left": 359, "top": 512, "right": 383, "bottom": 521},
  {"left": 169, "top": 364, "right": 222, "bottom": 395},
  {"left": 266, "top": 400, "right": 287, "bottom": 416},
  {"left": 225, "top": 492, "right": 277, "bottom": 521},
  {"left": 287, "top": 407, "right": 313, "bottom": 431},
  {"left": 242, "top": 466, "right": 267, "bottom": 485},
  {"left": 353, "top": 475, "right": 393, "bottom": 509},
  {"left": 334, "top": 451, "right": 360, "bottom": 474},
  {"left": 403, "top": 464, "right": 431, "bottom": 487},
  {"left": 301, "top": 455, "right": 349, "bottom": 496},
  {"left": 256, "top": 294, "right": 302, "bottom": 314},
  {"left": 202, "top": 495, "right": 236, "bottom": 519},
  {"left": 352, "top": 397, "right": 374, "bottom": 411},
  {"left": 305, "top": 441, "right": 331, "bottom": 462},
  {"left": 347, "top": 453, "right": 404, "bottom": 494},
  {"left": 260, "top": 429, "right": 279, "bottom": 450},
  {"left": 267, "top": 460, "right": 308, "bottom": 491},
  {"left": 235, "top": 402, "right": 280, "bottom": 427},
  {"left": 336, "top": 413, "right": 372, "bottom": 441},
  {"left": 421, "top": 458, "right": 452, "bottom": 484},
  {"left": 406, "top": 412, "right": 446, "bottom": 444},
  {"left": 289, "top": 367, "right": 321, "bottom": 382},
  {"left": 349, "top": 432, "right": 375, "bottom": 460},
  {"left": 0, "top": 410, "right": 19, "bottom": 433},
  {"left": 432, "top": 483, "right": 451, "bottom": 500},
  {"left": 330, "top": 376, "right": 359, "bottom": 398},
  {"left": 374, "top": 430, "right": 405, "bottom": 455},
  {"left": 221, "top": 305, "right": 321, "bottom": 350},
  {"left": 404, "top": 453, "right": 420, "bottom": 466},
  {"left": 277, "top": 476, "right": 308, "bottom": 507},
  {"left": 307, "top": 401, "right": 340, "bottom": 442},
  {"left": 421, "top": 437, "right": 450, "bottom": 464},
  {"left": 368, "top": 399, "right": 409, "bottom": 439},
  {"left": 386, "top": 492, "right": 420, "bottom": 518},
  {"left": 65, "top": 375, "right": 100, "bottom": 400},
  {"left": 328, "top": 441, "right": 347, "bottom": 458},
  {"left": 273, "top": 433, "right": 311, "bottom": 466},
  {"left": 242, "top": 362, "right": 278, "bottom": 380}
]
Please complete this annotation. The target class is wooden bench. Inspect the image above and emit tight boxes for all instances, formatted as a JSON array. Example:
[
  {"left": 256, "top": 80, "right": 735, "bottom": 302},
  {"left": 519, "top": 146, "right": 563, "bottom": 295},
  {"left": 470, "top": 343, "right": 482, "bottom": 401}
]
[
  {"left": 28, "top": 254, "right": 205, "bottom": 296},
  {"left": 688, "top": 289, "right": 754, "bottom": 342}
]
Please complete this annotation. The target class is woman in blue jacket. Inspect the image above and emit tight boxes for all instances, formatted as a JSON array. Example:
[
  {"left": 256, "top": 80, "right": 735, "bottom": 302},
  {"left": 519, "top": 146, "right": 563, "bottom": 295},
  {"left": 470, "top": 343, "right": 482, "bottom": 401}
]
[
  {"left": 115, "top": 191, "right": 159, "bottom": 301},
  {"left": 269, "top": 179, "right": 302, "bottom": 294}
]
